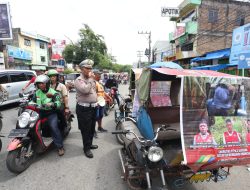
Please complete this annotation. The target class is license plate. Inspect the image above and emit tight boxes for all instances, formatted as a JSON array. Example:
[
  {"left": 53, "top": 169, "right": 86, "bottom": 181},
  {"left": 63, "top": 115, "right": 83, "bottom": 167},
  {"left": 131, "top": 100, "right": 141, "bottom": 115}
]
[
  {"left": 190, "top": 172, "right": 211, "bottom": 182},
  {"left": 8, "top": 129, "right": 29, "bottom": 138}
]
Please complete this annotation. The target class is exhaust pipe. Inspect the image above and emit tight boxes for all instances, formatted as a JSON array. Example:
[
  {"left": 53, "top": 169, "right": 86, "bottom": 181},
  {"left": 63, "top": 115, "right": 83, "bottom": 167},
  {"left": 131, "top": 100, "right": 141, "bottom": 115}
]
[{"left": 118, "top": 149, "right": 126, "bottom": 174}]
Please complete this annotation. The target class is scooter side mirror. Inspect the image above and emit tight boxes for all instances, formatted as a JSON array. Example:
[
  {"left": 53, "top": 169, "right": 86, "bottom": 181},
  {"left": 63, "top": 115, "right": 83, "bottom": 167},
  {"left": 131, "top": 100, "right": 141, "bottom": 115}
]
[{"left": 19, "top": 93, "right": 24, "bottom": 98}]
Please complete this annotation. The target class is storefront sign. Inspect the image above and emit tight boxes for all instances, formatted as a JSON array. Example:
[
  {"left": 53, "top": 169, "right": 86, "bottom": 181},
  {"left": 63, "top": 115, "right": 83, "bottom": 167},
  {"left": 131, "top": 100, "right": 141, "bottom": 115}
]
[
  {"left": 230, "top": 23, "right": 250, "bottom": 69},
  {"left": 7, "top": 45, "right": 32, "bottom": 60},
  {"left": 161, "top": 7, "right": 179, "bottom": 17}
]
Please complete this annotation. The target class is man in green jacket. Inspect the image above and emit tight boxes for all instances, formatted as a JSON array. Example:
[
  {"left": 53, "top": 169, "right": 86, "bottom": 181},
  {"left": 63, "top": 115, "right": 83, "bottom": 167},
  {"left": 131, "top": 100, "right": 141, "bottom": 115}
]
[{"left": 31, "top": 75, "right": 65, "bottom": 156}]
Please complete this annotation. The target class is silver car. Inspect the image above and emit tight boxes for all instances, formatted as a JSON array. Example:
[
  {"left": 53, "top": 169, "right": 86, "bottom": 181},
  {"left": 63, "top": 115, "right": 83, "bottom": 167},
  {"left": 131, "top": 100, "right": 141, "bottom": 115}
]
[{"left": 0, "top": 70, "right": 36, "bottom": 106}]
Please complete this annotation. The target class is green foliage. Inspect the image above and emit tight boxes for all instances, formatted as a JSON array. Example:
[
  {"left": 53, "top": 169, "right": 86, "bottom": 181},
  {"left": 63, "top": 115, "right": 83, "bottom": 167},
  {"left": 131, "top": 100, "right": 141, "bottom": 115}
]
[
  {"left": 63, "top": 24, "right": 133, "bottom": 72},
  {"left": 63, "top": 68, "right": 76, "bottom": 74}
]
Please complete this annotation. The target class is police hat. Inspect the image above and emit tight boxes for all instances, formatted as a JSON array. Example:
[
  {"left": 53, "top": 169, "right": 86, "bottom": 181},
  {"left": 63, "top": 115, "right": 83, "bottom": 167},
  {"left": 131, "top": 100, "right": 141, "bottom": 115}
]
[{"left": 79, "top": 59, "right": 94, "bottom": 69}]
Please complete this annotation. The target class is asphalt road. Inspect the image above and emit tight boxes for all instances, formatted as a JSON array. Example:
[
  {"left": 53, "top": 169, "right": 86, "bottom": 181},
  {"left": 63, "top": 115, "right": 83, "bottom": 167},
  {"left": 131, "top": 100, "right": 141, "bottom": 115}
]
[{"left": 0, "top": 84, "right": 250, "bottom": 190}]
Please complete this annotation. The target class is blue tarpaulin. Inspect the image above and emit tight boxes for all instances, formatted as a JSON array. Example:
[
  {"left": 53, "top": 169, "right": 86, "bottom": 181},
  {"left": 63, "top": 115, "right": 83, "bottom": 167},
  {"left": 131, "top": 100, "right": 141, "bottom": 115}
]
[
  {"left": 149, "top": 61, "right": 183, "bottom": 69},
  {"left": 191, "top": 48, "right": 231, "bottom": 62},
  {"left": 192, "top": 63, "right": 238, "bottom": 71}
]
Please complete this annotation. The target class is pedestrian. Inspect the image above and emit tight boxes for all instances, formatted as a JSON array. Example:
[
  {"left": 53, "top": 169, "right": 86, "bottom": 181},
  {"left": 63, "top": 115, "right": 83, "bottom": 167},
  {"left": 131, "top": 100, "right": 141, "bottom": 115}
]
[
  {"left": 74, "top": 59, "right": 98, "bottom": 158},
  {"left": 94, "top": 70, "right": 112, "bottom": 132},
  {"left": 21, "top": 69, "right": 45, "bottom": 93},
  {"left": 223, "top": 118, "right": 241, "bottom": 144}
]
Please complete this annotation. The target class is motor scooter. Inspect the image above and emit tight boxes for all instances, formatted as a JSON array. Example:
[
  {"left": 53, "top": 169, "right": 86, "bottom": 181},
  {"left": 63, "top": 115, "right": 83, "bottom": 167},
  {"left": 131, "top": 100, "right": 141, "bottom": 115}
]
[
  {"left": 6, "top": 104, "right": 73, "bottom": 174},
  {"left": 18, "top": 92, "right": 34, "bottom": 116},
  {"left": 114, "top": 95, "right": 134, "bottom": 145}
]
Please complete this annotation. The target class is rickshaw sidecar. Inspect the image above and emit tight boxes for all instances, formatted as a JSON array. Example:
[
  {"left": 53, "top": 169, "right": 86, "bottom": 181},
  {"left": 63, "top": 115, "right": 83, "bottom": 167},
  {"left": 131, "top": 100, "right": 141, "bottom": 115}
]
[{"left": 134, "top": 67, "right": 250, "bottom": 183}]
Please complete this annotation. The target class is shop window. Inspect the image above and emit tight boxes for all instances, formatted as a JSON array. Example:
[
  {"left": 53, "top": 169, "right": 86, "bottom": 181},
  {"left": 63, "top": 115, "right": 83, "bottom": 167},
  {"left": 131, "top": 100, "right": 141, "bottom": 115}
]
[
  {"left": 208, "top": 9, "right": 218, "bottom": 23},
  {"left": 40, "top": 56, "right": 46, "bottom": 62},
  {"left": 24, "top": 39, "right": 31, "bottom": 46},
  {"left": 236, "top": 13, "right": 245, "bottom": 26},
  {"left": 40, "top": 42, "right": 45, "bottom": 49},
  {"left": 25, "top": 73, "right": 35, "bottom": 80},
  {"left": 9, "top": 73, "right": 27, "bottom": 83},
  {"left": 0, "top": 74, "right": 9, "bottom": 84}
]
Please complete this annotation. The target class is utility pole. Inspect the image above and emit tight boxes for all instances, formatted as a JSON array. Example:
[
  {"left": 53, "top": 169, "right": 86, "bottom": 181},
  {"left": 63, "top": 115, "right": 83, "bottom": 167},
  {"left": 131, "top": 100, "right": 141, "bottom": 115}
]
[
  {"left": 137, "top": 50, "right": 143, "bottom": 68},
  {"left": 138, "top": 31, "right": 151, "bottom": 64}
]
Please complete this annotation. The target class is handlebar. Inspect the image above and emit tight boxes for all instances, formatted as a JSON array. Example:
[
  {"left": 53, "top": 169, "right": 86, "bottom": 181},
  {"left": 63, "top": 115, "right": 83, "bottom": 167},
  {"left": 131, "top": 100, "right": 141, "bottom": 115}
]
[{"left": 112, "top": 125, "right": 176, "bottom": 143}]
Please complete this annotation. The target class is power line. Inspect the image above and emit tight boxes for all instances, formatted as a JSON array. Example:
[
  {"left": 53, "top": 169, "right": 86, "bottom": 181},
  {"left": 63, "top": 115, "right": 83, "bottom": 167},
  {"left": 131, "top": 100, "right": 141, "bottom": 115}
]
[{"left": 138, "top": 31, "right": 151, "bottom": 63}]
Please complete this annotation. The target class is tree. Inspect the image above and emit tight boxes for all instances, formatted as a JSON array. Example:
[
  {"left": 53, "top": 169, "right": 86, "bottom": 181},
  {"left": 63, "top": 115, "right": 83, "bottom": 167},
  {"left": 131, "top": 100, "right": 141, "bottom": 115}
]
[{"left": 63, "top": 24, "right": 132, "bottom": 72}]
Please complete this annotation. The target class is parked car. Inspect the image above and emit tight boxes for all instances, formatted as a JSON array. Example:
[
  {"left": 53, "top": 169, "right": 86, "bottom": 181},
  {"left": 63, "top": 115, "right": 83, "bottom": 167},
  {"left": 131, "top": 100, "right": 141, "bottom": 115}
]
[{"left": 0, "top": 70, "right": 36, "bottom": 106}]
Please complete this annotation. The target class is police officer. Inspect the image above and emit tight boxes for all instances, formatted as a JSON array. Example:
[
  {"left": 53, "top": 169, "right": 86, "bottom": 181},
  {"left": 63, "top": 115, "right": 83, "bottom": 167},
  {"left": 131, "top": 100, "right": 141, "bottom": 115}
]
[{"left": 75, "top": 59, "right": 98, "bottom": 158}]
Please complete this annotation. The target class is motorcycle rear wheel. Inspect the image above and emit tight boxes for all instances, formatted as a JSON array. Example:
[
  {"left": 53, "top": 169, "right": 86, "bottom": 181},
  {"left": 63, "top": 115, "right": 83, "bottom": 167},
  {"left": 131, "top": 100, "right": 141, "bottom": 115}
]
[
  {"left": 0, "top": 139, "right": 2, "bottom": 152},
  {"left": 115, "top": 121, "right": 125, "bottom": 145},
  {"left": 6, "top": 144, "right": 34, "bottom": 174}
]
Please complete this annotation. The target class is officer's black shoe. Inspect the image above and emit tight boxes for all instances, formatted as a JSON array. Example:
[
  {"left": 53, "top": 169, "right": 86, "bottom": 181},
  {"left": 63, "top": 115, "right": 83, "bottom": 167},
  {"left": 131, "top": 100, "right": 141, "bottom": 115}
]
[
  {"left": 84, "top": 150, "right": 93, "bottom": 158},
  {"left": 90, "top": 145, "right": 98, "bottom": 149}
]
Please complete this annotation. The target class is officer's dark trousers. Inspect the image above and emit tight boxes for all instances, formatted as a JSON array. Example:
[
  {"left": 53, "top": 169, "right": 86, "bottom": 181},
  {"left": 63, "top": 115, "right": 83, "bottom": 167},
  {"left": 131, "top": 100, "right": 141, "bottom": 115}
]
[{"left": 76, "top": 104, "right": 97, "bottom": 152}]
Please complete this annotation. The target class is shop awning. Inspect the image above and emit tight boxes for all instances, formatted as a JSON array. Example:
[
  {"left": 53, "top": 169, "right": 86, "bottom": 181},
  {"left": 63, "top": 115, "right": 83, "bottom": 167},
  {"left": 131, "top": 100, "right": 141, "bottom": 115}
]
[
  {"left": 191, "top": 48, "right": 231, "bottom": 62},
  {"left": 191, "top": 63, "right": 237, "bottom": 71}
]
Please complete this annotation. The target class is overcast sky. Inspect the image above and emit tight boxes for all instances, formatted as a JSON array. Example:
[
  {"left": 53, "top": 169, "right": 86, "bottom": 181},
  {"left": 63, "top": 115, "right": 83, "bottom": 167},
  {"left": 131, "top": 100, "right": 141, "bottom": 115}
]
[{"left": 7, "top": 0, "right": 182, "bottom": 64}]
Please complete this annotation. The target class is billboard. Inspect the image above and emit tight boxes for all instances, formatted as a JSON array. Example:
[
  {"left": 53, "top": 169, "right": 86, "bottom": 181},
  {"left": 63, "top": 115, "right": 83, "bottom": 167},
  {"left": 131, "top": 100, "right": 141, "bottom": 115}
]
[
  {"left": 182, "top": 76, "right": 250, "bottom": 172},
  {"left": 51, "top": 39, "right": 66, "bottom": 60},
  {"left": 0, "top": 3, "right": 12, "bottom": 40},
  {"left": 230, "top": 23, "right": 250, "bottom": 69}
]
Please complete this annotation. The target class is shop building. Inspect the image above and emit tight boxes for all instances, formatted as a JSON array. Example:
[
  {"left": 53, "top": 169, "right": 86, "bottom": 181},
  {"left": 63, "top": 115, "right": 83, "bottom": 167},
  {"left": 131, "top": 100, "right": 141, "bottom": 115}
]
[{"left": 169, "top": 0, "right": 250, "bottom": 68}]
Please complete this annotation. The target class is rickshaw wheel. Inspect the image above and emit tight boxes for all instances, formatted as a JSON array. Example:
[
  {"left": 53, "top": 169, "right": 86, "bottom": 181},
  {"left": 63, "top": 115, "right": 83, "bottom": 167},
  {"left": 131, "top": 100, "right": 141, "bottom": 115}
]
[{"left": 127, "top": 178, "right": 147, "bottom": 190}]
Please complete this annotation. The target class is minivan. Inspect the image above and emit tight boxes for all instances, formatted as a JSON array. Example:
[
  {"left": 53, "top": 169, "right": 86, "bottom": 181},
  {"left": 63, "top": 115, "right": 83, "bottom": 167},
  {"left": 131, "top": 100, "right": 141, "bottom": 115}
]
[{"left": 0, "top": 70, "right": 36, "bottom": 106}]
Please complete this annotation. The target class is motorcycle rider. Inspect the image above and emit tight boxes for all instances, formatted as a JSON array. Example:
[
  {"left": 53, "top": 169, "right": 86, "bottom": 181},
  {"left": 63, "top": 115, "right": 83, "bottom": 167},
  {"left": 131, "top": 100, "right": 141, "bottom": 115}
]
[
  {"left": 30, "top": 75, "right": 65, "bottom": 156},
  {"left": 105, "top": 75, "right": 120, "bottom": 106},
  {"left": 47, "top": 69, "right": 69, "bottom": 131}
]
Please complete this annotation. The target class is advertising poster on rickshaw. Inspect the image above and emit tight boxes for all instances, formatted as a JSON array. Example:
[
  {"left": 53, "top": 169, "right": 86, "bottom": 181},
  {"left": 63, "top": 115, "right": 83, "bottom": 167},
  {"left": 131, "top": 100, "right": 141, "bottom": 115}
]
[{"left": 182, "top": 76, "right": 250, "bottom": 172}]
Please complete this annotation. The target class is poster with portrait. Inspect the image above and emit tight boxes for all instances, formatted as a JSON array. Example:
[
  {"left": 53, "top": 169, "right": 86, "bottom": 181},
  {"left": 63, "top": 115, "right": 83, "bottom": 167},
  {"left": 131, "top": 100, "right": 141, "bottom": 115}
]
[
  {"left": 182, "top": 76, "right": 250, "bottom": 172},
  {"left": 150, "top": 81, "right": 172, "bottom": 107}
]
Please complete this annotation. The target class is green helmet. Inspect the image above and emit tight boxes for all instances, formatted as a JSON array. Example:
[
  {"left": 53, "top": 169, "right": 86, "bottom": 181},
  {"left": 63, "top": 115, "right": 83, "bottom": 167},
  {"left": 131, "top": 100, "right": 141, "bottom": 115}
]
[{"left": 47, "top": 69, "right": 58, "bottom": 77}]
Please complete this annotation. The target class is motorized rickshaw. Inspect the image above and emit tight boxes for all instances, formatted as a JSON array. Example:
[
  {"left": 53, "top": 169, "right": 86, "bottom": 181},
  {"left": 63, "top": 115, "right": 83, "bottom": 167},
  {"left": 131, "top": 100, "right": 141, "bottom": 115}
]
[{"left": 114, "top": 67, "right": 250, "bottom": 189}]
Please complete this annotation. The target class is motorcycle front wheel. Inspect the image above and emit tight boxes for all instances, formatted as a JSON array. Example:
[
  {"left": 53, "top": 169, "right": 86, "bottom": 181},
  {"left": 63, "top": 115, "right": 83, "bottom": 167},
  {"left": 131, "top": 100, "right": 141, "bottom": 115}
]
[{"left": 6, "top": 143, "right": 34, "bottom": 174}]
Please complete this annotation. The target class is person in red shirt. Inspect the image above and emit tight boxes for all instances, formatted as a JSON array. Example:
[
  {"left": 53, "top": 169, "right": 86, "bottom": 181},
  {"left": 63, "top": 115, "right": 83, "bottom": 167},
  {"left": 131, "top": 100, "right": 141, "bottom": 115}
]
[
  {"left": 193, "top": 119, "right": 217, "bottom": 146},
  {"left": 245, "top": 119, "right": 250, "bottom": 144},
  {"left": 21, "top": 69, "right": 44, "bottom": 92},
  {"left": 223, "top": 118, "right": 241, "bottom": 144}
]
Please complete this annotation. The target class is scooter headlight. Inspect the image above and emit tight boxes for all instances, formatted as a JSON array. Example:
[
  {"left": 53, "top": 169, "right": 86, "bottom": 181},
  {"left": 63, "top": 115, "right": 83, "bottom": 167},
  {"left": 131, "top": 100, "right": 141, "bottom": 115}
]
[
  {"left": 147, "top": 146, "right": 163, "bottom": 162},
  {"left": 18, "top": 112, "right": 30, "bottom": 128}
]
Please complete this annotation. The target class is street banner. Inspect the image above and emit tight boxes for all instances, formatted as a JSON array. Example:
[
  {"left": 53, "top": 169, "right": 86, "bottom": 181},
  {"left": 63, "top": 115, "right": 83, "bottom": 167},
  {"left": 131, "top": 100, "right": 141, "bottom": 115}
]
[
  {"left": 230, "top": 23, "right": 250, "bottom": 69},
  {"left": 0, "top": 3, "right": 12, "bottom": 40},
  {"left": 51, "top": 39, "right": 66, "bottom": 60},
  {"left": 182, "top": 76, "right": 250, "bottom": 172}
]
